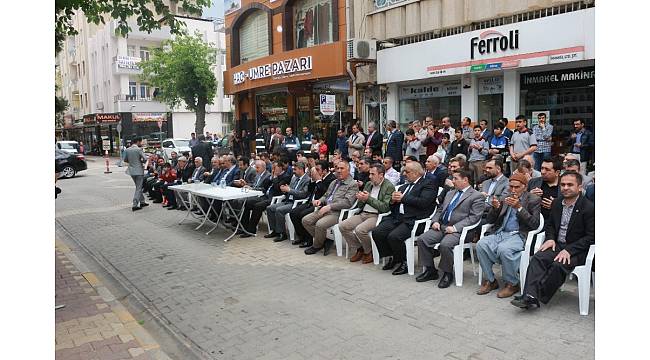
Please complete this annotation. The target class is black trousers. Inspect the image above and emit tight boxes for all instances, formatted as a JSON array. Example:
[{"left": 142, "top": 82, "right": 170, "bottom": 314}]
[
  {"left": 150, "top": 180, "right": 164, "bottom": 201},
  {"left": 371, "top": 216, "right": 427, "bottom": 262},
  {"left": 241, "top": 196, "right": 271, "bottom": 233},
  {"left": 290, "top": 202, "right": 315, "bottom": 242},
  {"left": 523, "top": 244, "right": 583, "bottom": 304}
]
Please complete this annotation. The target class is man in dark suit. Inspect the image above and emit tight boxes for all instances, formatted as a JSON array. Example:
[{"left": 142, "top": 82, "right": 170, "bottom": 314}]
[
  {"left": 189, "top": 157, "right": 206, "bottom": 183},
  {"left": 372, "top": 162, "right": 438, "bottom": 275},
  {"left": 424, "top": 154, "right": 448, "bottom": 190},
  {"left": 566, "top": 119, "right": 594, "bottom": 174},
  {"left": 476, "top": 173, "right": 541, "bottom": 298},
  {"left": 364, "top": 121, "right": 383, "bottom": 156},
  {"left": 415, "top": 169, "right": 486, "bottom": 288},
  {"left": 512, "top": 171, "right": 594, "bottom": 309},
  {"left": 239, "top": 160, "right": 292, "bottom": 237},
  {"left": 191, "top": 135, "right": 213, "bottom": 170},
  {"left": 290, "top": 161, "right": 336, "bottom": 247},
  {"left": 265, "top": 161, "right": 311, "bottom": 242},
  {"left": 384, "top": 120, "right": 404, "bottom": 170}
]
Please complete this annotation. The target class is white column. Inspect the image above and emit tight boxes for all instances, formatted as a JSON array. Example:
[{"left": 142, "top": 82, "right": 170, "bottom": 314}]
[
  {"left": 461, "top": 74, "right": 478, "bottom": 122},
  {"left": 385, "top": 83, "right": 399, "bottom": 122},
  {"left": 503, "top": 69, "right": 520, "bottom": 121}
]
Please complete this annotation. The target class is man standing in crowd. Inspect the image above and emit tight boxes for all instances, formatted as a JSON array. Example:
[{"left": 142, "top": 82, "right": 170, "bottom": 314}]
[
  {"left": 404, "top": 128, "right": 423, "bottom": 159},
  {"left": 450, "top": 128, "right": 469, "bottom": 160},
  {"left": 461, "top": 117, "right": 473, "bottom": 141},
  {"left": 191, "top": 135, "right": 213, "bottom": 169},
  {"left": 512, "top": 171, "right": 594, "bottom": 310},
  {"left": 339, "top": 163, "right": 395, "bottom": 264},
  {"left": 365, "top": 122, "right": 383, "bottom": 157},
  {"left": 422, "top": 122, "right": 442, "bottom": 157},
  {"left": 265, "top": 162, "right": 311, "bottom": 242},
  {"left": 282, "top": 127, "right": 299, "bottom": 157},
  {"left": 385, "top": 120, "right": 404, "bottom": 169},
  {"left": 528, "top": 157, "right": 562, "bottom": 221},
  {"left": 413, "top": 120, "right": 428, "bottom": 163},
  {"left": 509, "top": 115, "right": 538, "bottom": 174},
  {"left": 302, "top": 161, "right": 358, "bottom": 256},
  {"left": 189, "top": 132, "right": 199, "bottom": 147},
  {"left": 532, "top": 113, "right": 554, "bottom": 171},
  {"left": 468, "top": 125, "right": 489, "bottom": 187},
  {"left": 336, "top": 129, "right": 349, "bottom": 159},
  {"left": 415, "top": 169, "right": 485, "bottom": 288},
  {"left": 371, "top": 162, "right": 437, "bottom": 275},
  {"left": 300, "top": 126, "right": 313, "bottom": 154},
  {"left": 438, "top": 116, "right": 455, "bottom": 140},
  {"left": 479, "top": 119, "right": 491, "bottom": 141},
  {"left": 124, "top": 136, "right": 149, "bottom": 212},
  {"left": 566, "top": 119, "right": 594, "bottom": 174},
  {"left": 476, "top": 173, "right": 541, "bottom": 298},
  {"left": 347, "top": 124, "right": 366, "bottom": 157},
  {"left": 488, "top": 124, "right": 510, "bottom": 162}
]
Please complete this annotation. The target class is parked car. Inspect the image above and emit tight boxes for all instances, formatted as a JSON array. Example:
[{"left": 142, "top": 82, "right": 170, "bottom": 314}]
[
  {"left": 56, "top": 141, "right": 80, "bottom": 154},
  {"left": 161, "top": 138, "right": 192, "bottom": 160},
  {"left": 55, "top": 149, "right": 88, "bottom": 178}
]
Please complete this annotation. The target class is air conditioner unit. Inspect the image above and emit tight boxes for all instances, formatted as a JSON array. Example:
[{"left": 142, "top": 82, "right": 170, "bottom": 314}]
[
  {"left": 347, "top": 39, "right": 377, "bottom": 62},
  {"left": 96, "top": 101, "right": 104, "bottom": 110}
]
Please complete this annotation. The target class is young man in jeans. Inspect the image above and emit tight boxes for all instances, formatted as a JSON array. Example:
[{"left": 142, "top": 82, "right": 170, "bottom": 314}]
[{"left": 532, "top": 113, "right": 553, "bottom": 171}]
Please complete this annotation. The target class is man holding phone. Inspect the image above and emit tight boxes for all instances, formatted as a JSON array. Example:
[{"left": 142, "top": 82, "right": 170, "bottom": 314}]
[{"left": 527, "top": 156, "right": 562, "bottom": 221}]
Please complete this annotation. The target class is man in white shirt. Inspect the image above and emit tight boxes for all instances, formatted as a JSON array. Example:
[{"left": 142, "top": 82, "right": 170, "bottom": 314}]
[
  {"left": 382, "top": 157, "right": 400, "bottom": 186},
  {"left": 438, "top": 116, "right": 455, "bottom": 141}
]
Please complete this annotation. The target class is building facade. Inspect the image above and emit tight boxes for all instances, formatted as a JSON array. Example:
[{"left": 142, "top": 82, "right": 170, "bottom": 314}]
[
  {"left": 352, "top": 0, "right": 594, "bottom": 147},
  {"left": 57, "top": 7, "right": 233, "bottom": 155},
  {"left": 223, "top": 0, "right": 353, "bottom": 142}
]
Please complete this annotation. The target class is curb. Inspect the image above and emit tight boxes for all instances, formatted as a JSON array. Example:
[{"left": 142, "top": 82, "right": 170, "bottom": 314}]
[{"left": 56, "top": 240, "right": 172, "bottom": 360}]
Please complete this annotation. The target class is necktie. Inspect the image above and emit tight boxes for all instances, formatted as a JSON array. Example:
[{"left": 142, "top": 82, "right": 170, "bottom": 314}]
[
  {"left": 485, "top": 180, "right": 497, "bottom": 203},
  {"left": 327, "top": 180, "right": 341, "bottom": 203},
  {"left": 254, "top": 174, "right": 261, "bottom": 187},
  {"left": 442, "top": 190, "right": 464, "bottom": 224},
  {"left": 399, "top": 183, "right": 414, "bottom": 214},
  {"left": 366, "top": 133, "right": 373, "bottom": 146}
]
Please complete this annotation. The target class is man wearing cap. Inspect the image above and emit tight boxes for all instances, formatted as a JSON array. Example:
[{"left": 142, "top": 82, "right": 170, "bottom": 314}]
[{"left": 476, "top": 173, "right": 541, "bottom": 298}]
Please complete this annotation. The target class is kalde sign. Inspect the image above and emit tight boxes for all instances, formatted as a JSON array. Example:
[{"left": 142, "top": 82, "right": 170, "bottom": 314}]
[
  {"left": 233, "top": 56, "right": 312, "bottom": 85},
  {"left": 470, "top": 30, "right": 519, "bottom": 59}
]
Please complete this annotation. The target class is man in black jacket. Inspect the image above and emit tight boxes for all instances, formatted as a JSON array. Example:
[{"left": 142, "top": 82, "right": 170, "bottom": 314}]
[
  {"left": 566, "top": 119, "right": 594, "bottom": 174},
  {"left": 512, "top": 171, "right": 595, "bottom": 309},
  {"left": 191, "top": 135, "right": 213, "bottom": 170},
  {"left": 364, "top": 121, "right": 383, "bottom": 156},
  {"left": 290, "top": 161, "right": 336, "bottom": 247},
  {"left": 371, "top": 162, "right": 438, "bottom": 275}
]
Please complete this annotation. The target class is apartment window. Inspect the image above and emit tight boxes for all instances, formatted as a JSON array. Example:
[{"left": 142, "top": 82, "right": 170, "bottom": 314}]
[
  {"left": 239, "top": 10, "right": 269, "bottom": 64},
  {"left": 128, "top": 45, "right": 137, "bottom": 57},
  {"left": 129, "top": 82, "right": 137, "bottom": 100},
  {"left": 140, "top": 47, "right": 150, "bottom": 61},
  {"left": 140, "top": 83, "right": 150, "bottom": 99},
  {"left": 294, "top": 0, "right": 333, "bottom": 49}
]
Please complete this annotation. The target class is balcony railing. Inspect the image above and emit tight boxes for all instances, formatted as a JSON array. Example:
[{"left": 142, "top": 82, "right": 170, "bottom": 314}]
[{"left": 114, "top": 94, "right": 157, "bottom": 102}]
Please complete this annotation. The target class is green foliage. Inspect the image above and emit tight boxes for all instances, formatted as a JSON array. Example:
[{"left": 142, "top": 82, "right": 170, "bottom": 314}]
[
  {"left": 56, "top": 95, "right": 69, "bottom": 115},
  {"left": 55, "top": 0, "right": 211, "bottom": 53}
]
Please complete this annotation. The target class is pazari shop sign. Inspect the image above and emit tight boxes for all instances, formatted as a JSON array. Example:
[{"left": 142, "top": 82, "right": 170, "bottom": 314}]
[{"left": 233, "top": 56, "right": 312, "bottom": 85}]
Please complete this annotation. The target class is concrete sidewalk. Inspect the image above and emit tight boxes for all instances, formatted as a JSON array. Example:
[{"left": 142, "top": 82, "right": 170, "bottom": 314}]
[{"left": 55, "top": 240, "right": 171, "bottom": 360}]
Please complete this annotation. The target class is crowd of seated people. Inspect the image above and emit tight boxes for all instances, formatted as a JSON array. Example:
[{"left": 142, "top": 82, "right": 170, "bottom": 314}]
[{"left": 145, "top": 116, "right": 594, "bottom": 312}]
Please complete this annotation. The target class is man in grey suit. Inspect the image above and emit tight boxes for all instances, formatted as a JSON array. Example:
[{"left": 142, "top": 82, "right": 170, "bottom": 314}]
[
  {"left": 265, "top": 162, "right": 311, "bottom": 242},
  {"left": 480, "top": 159, "right": 509, "bottom": 203},
  {"left": 415, "top": 169, "right": 486, "bottom": 288},
  {"left": 347, "top": 124, "right": 366, "bottom": 157},
  {"left": 124, "top": 137, "right": 149, "bottom": 211},
  {"left": 302, "top": 160, "right": 358, "bottom": 256},
  {"left": 476, "top": 173, "right": 541, "bottom": 298}
]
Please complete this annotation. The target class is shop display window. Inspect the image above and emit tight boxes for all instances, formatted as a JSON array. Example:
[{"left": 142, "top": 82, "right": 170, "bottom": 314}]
[{"left": 294, "top": 0, "right": 333, "bottom": 49}]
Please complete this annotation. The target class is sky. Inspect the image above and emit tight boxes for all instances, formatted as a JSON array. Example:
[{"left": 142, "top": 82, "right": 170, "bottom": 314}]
[{"left": 203, "top": 1, "right": 225, "bottom": 19}]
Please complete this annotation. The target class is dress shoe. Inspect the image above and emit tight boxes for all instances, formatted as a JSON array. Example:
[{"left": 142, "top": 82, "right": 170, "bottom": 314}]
[
  {"left": 304, "top": 246, "right": 323, "bottom": 255},
  {"left": 438, "top": 272, "right": 454, "bottom": 288},
  {"left": 239, "top": 233, "right": 253, "bottom": 238},
  {"left": 167, "top": 205, "right": 178, "bottom": 210},
  {"left": 264, "top": 232, "right": 280, "bottom": 239},
  {"left": 132, "top": 206, "right": 142, "bottom": 212},
  {"left": 299, "top": 241, "right": 313, "bottom": 248},
  {"left": 140, "top": 202, "right": 149, "bottom": 207},
  {"left": 477, "top": 279, "right": 499, "bottom": 295},
  {"left": 382, "top": 258, "right": 396, "bottom": 271},
  {"left": 510, "top": 294, "right": 540, "bottom": 309},
  {"left": 273, "top": 234, "right": 288, "bottom": 242},
  {"left": 349, "top": 248, "right": 364, "bottom": 262},
  {"left": 416, "top": 268, "right": 439, "bottom": 282},
  {"left": 291, "top": 239, "right": 302, "bottom": 245},
  {"left": 391, "top": 262, "right": 408, "bottom": 275},
  {"left": 497, "top": 283, "right": 520, "bottom": 298},
  {"left": 235, "top": 229, "right": 245, "bottom": 235},
  {"left": 361, "top": 253, "right": 374, "bottom": 264},
  {"left": 323, "top": 240, "right": 334, "bottom": 256}
]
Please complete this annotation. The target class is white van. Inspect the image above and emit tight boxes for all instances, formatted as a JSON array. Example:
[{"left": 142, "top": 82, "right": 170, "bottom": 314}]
[{"left": 56, "top": 141, "right": 80, "bottom": 154}]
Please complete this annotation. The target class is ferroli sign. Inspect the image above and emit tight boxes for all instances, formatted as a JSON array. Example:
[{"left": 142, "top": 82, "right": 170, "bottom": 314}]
[
  {"left": 470, "top": 30, "right": 519, "bottom": 59},
  {"left": 233, "top": 56, "right": 313, "bottom": 85}
]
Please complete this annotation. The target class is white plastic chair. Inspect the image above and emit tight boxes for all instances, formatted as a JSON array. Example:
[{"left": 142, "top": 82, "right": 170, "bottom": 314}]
[
  {"left": 261, "top": 195, "right": 285, "bottom": 234},
  {"left": 571, "top": 244, "right": 595, "bottom": 316},
  {"left": 286, "top": 198, "right": 309, "bottom": 242},
  {"left": 329, "top": 201, "right": 359, "bottom": 257},
  {"left": 402, "top": 208, "right": 437, "bottom": 276},
  {"left": 369, "top": 212, "right": 391, "bottom": 265},
  {"left": 434, "top": 220, "right": 481, "bottom": 286},
  {"left": 477, "top": 214, "right": 545, "bottom": 287}
]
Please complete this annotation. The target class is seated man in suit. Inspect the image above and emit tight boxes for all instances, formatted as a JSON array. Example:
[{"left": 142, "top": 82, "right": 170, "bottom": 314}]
[
  {"left": 265, "top": 161, "right": 311, "bottom": 242},
  {"left": 424, "top": 154, "right": 448, "bottom": 190},
  {"left": 476, "top": 173, "right": 541, "bottom": 298},
  {"left": 511, "top": 171, "right": 594, "bottom": 309},
  {"left": 371, "top": 162, "right": 437, "bottom": 275},
  {"left": 563, "top": 158, "right": 594, "bottom": 188},
  {"left": 290, "top": 160, "right": 336, "bottom": 247},
  {"left": 415, "top": 169, "right": 486, "bottom": 288},
  {"left": 302, "top": 160, "right": 358, "bottom": 256},
  {"left": 239, "top": 160, "right": 292, "bottom": 238},
  {"left": 188, "top": 157, "right": 206, "bottom": 183},
  {"left": 339, "top": 163, "right": 395, "bottom": 264},
  {"left": 232, "top": 156, "right": 256, "bottom": 187},
  {"left": 528, "top": 156, "right": 562, "bottom": 221},
  {"left": 229, "top": 160, "right": 272, "bottom": 212}
]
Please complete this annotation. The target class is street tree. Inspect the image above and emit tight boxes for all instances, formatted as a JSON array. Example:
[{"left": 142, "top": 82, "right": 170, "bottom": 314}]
[
  {"left": 140, "top": 33, "right": 217, "bottom": 135},
  {"left": 55, "top": 0, "right": 210, "bottom": 53}
]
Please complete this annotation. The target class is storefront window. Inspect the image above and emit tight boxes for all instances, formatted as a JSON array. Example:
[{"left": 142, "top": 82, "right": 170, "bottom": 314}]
[
  {"left": 293, "top": 0, "right": 333, "bottom": 49},
  {"left": 398, "top": 83, "right": 461, "bottom": 131},
  {"left": 256, "top": 92, "right": 289, "bottom": 129},
  {"left": 477, "top": 76, "right": 504, "bottom": 129},
  {"left": 239, "top": 10, "right": 269, "bottom": 64}
]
